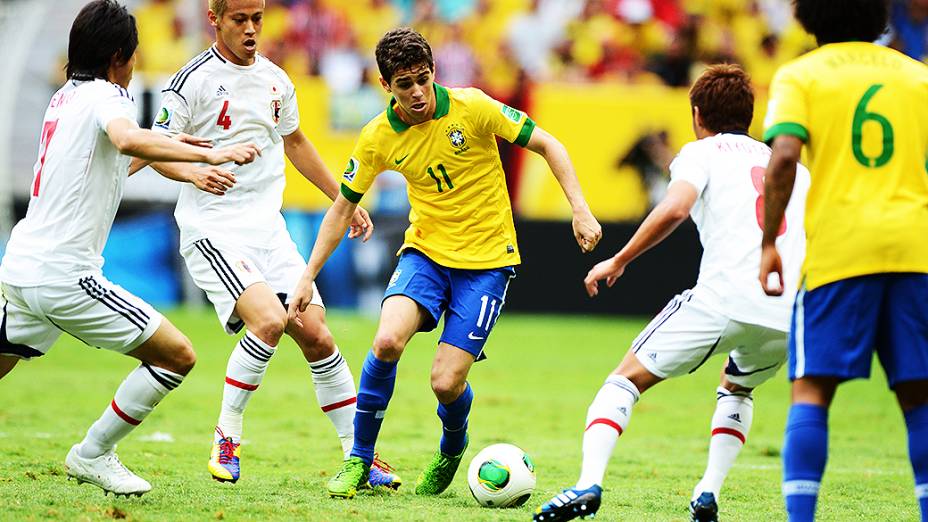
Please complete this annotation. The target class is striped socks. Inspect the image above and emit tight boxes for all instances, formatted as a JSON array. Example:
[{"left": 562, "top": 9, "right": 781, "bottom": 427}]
[
  {"left": 78, "top": 364, "right": 184, "bottom": 458},
  {"left": 782, "top": 403, "right": 828, "bottom": 522},
  {"left": 309, "top": 348, "right": 357, "bottom": 458},
  {"left": 692, "top": 387, "right": 754, "bottom": 501},
  {"left": 575, "top": 374, "right": 639, "bottom": 490},
  {"left": 217, "top": 331, "right": 276, "bottom": 442}
]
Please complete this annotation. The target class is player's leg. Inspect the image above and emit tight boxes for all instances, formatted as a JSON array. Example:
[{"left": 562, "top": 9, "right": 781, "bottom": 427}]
[
  {"left": 327, "top": 294, "right": 431, "bottom": 498},
  {"left": 47, "top": 276, "right": 193, "bottom": 496},
  {"left": 782, "top": 278, "right": 880, "bottom": 522},
  {"left": 691, "top": 323, "right": 787, "bottom": 521},
  {"left": 878, "top": 273, "right": 928, "bottom": 521},
  {"left": 536, "top": 291, "right": 726, "bottom": 522},
  {"left": 181, "top": 239, "right": 278, "bottom": 482},
  {"left": 0, "top": 355, "right": 18, "bottom": 379}
]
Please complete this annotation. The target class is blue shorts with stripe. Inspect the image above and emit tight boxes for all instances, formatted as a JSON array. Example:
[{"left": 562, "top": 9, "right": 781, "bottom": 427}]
[
  {"left": 383, "top": 249, "right": 516, "bottom": 360},
  {"left": 789, "top": 273, "right": 928, "bottom": 387}
]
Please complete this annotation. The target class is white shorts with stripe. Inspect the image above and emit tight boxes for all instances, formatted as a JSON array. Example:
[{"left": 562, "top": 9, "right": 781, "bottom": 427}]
[
  {"left": 180, "top": 231, "right": 323, "bottom": 335},
  {"left": 0, "top": 276, "right": 162, "bottom": 359},
  {"left": 632, "top": 290, "right": 787, "bottom": 388}
]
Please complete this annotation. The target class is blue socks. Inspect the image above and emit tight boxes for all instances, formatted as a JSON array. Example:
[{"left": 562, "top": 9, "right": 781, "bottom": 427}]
[
  {"left": 351, "top": 350, "right": 398, "bottom": 465},
  {"left": 437, "top": 382, "right": 473, "bottom": 456},
  {"left": 782, "top": 404, "right": 828, "bottom": 522},
  {"left": 905, "top": 404, "right": 928, "bottom": 521}
]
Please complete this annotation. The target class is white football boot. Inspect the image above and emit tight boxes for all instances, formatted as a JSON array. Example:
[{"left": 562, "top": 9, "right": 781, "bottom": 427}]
[{"left": 64, "top": 444, "right": 152, "bottom": 497}]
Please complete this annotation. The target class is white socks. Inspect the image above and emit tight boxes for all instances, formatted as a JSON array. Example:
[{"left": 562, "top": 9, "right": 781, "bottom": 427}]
[
  {"left": 692, "top": 387, "right": 754, "bottom": 501},
  {"left": 575, "top": 375, "right": 640, "bottom": 490},
  {"left": 308, "top": 348, "right": 357, "bottom": 458},
  {"left": 217, "top": 331, "right": 276, "bottom": 442},
  {"left": 78, "top": 364, "right": 184, "bottom": 458}
]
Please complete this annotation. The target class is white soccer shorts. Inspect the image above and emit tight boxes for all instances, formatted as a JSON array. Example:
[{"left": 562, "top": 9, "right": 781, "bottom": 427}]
[
  {"left": 0, "top": 276, "right": 162, "bottom": 359},
  {"left": 631, "top": 290, "right": 787, "bottom": 388},
  {"left": 180, "top": 231, "right": 324, "bottom": 335}
]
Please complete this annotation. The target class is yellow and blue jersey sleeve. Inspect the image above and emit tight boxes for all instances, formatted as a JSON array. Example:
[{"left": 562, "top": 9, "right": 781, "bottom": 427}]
[
  {"left": 763, "top": 64, "right": 810, "bottom": 143},
  {"left": 468, "top": 89, "right": 536, "bottom": 147},
  {"left": 340, "top": 122, "right": 383, "bottom": 203}
]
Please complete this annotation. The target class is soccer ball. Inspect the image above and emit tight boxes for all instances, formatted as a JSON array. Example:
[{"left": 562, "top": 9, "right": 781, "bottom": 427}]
[{"left": 467, "top": 443, "right": 536, "bottom": 508}]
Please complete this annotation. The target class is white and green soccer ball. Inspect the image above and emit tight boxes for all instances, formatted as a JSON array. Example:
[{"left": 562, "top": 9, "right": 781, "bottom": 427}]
[{"left": 467, "top": 443, "right": 536, "bottom": 508}]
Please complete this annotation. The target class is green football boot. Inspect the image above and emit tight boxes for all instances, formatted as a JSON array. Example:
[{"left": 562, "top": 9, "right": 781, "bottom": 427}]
[
  {"left": 414, "top": 438, "right": 469, "bottom": 496},
  {"left": 327, "top": 457, "right": 370, "bottom": 499}
]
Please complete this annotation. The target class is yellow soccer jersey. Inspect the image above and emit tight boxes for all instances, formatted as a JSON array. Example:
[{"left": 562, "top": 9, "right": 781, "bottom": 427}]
[
  {"left": 340, "top": 83, "right": 535, "bottom": 269},
  {"left": 764, "top": 42, "right": 928, "bottom": 290}
]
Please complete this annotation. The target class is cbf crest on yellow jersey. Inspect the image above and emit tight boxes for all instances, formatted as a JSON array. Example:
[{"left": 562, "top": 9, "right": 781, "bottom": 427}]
[
  {"left": 764, "top": 42, "right": 928, "bottom": 291},
  {"left": 340, "top": 83, "right": 535, "bottom": 269}
]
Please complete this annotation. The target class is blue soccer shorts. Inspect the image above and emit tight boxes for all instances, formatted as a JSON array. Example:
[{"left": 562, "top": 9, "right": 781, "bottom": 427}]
[
  {"left": 383, "top": 249, "right": 516, "bottom": 360},
  {"left": 788, "top": 273, "right": 928, "bottom": 387}
]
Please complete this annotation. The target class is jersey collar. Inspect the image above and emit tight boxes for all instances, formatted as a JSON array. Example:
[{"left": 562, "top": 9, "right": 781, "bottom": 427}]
[{"left": 386, "top": 83, "right": 450, "bottom": 133}]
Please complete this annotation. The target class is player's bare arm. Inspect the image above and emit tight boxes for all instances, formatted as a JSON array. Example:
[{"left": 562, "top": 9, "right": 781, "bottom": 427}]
[
  {"left": 584, "top": 181, "right": 698, "bottom": 297},
  {"left": 143, "top": 161, "right": 237, "bottom": 196},
  {"left": 525, "top": 127, "right": 602, "bottom": 253},
  {"left": 282, "top": 129, "right": 373, "bottom": 241},
  {"left": 288, "top": 194, "right": 358, "bottom": 323},
  {"left": 759, "top": 135, "right": 801, "bottom": 296},
  {"left": 128, "top": 133, "right": 215, "bottom": 175},
  {"left": 106, "top": 118, "right": 260, "bottom": 166}
]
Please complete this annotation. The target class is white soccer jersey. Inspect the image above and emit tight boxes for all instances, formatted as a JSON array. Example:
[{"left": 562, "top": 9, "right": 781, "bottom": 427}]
[
  {"left": 0, "top": 79, "right": 137, "bottom": 286},
  {"left": 669, "top": 133, "right": 809, "bottom": 332},
  {"left": 154, "top": 46, "right": 300, "bottom": 248}
]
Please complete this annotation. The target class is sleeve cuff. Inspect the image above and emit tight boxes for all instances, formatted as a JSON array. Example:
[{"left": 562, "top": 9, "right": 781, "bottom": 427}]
[
  {"left": 340, "top": 183, "right": 363, "bottom": 204},
  {"left": 515, "top": 117, "right": 536, "bottom": 147},
  {"left": 763, "top": 122, "right": 809, "bottom": 144}
]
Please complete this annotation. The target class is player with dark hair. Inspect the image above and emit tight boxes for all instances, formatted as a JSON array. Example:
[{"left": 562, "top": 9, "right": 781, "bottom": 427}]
[
  {"left": 288, "top": 27, "right": 602, "bottom": 499},
  {"left": 146, "top": 0, "right": 399, "bottom": 488},
  {"left": 535, "top": 64, "right": 810, "bottom": 522},
  {"left": 760, "top": 0, "right": 928, "bottom": 520},
  {"left": 0, "top": 0, "right": 259, "bottom": 497}
]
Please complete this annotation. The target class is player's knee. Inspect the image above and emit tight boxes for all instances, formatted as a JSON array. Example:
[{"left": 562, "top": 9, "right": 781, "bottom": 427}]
[
  {"left": 372, "top": 332, "right": 406, "bottom": 361},
  {"left": 896, "top": 381, "right": 928, "bottom": 412},
  {"left": 430, "top": 372, "right": 465, "bottom": 403},
  {"left": 169, "top": 336, "right": 197, "bottom": 375},
  {"left": 250, "top": 312, "right": 287, "bottom": 345},
  {"left": 296, "top": 324, "right": 335, "bottom": 360}
]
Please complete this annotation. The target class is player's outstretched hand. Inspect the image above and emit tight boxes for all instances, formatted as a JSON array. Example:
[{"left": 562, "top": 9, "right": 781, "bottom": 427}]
[
  {"left": 584, "top": 256, "right": 626, "bottom": 297},
  {"left": 759, "top": 243, "right": 784, "bottom": 296},
  {"left": 206, "top": 142, "right": 261, "bottom": 166},
  {"left": 190, "top": 166, "right": 236, "bottom": 196},
  {"left": 573, "top": 208, "right": 602, "bottom": 253},
  {"left": 173, "top": 133, "right": 213, "bottom": 148},
  {"left": 287, "top": 277, "right": 315, "bottom": 328},
  {"left": 349, "top": 206, "right": 374, "bottom": 242}
]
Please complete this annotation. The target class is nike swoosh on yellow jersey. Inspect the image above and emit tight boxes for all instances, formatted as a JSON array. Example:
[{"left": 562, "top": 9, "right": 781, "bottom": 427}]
[{"left": 394, "top": 154, "right": 409, "bottom": 165}]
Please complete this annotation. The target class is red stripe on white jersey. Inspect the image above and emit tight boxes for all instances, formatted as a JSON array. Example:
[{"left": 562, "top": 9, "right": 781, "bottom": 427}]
[
  {"left": 712, "top": 427, "right": 746, "bottom": 444},
  {"left": 225, "top": 376, "right": 259, "bottom": 391},
  {"left": 110, "top": 400, "right": 141, "bottom": 426},
  {"left": 321, "top": 396, "right": 357, "bottom": 413},
  {"left": 585, "top": 418, "right": 623, "bottom": 435}
]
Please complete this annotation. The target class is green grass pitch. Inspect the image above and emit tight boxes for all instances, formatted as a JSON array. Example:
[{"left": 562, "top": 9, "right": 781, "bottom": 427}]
[{"left": 0, "top": 309, "right": 918, "bottom": 521}]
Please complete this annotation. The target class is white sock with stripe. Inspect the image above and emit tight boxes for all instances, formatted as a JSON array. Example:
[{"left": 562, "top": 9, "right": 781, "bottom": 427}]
[
  {"left": 575, "top": 375, "right": 639, "bottom": 490},
  {"left": 692, "top": 387, "right": 754, "bottom": 501},
  {"left": 78, "top": 364, "right": 184, "bottom": 459},
  {"left": 308, "top": 347, "right": 357, "bottom": 458},
  {"left": 217, "top": 331, "right": 276, "bottom": 442}
]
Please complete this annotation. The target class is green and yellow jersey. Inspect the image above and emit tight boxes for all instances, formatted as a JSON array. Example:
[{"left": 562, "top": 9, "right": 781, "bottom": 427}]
[
  {"left": 764, "top": 42, "right": 928, "bottom": 291},
  {"left": 340, "top": 83, "right": 535, "bottom": 270}
]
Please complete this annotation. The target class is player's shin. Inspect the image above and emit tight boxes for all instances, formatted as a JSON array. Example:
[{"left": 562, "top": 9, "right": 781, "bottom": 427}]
[
  {"left": 904, "top": 404, "right": 928, "bottom": 520},
  {"left": 782, "top": 404, "right": 828, "bottom": 522},
  {"left": 218, "top": 331, "right": 276, "bottom": 442},
  {"left": 693, "top": 387, "right": 754, "bottom": 500},
  {"left": 352, "top": 350, "right": 398, "bottom": 465},
  {"left": 309, "top": 347, "right": 357, "bottom": 457},
  {"left": 575, "top": 375, "right": 639, "bottom": 490},
  {"left": 78, "top": 364, "right": 184, "bottom": 458},
  {"left": 437, "top": 382, "right": 472, "bottom": 456}
]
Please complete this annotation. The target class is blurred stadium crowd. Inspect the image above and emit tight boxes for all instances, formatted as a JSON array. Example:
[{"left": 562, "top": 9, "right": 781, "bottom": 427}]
[{"left": 133, "top": 0, "right": 928, "bottom": 98}]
